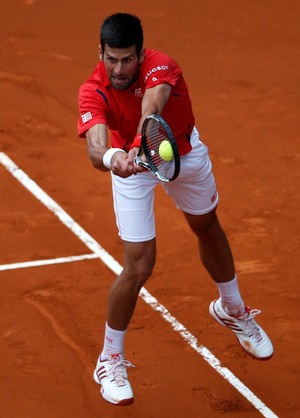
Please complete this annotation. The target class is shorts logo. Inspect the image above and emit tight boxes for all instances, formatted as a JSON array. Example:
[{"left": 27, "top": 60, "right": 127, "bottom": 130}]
[
  {"left": 211, "top": 191, "right": 217, "bottom": 203},
  {"left": 81, "top": 112, "right": 92, "bottom": 123}
]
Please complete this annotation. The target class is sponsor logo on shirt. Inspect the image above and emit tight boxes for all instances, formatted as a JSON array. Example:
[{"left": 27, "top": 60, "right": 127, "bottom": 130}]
[
  {"left": 144, "top": 65, "right": 169, "bottom": 82},
  {"left": 135, "top": 88, "right": 143, "bottom": 98},
  {"left": 81, "top": 111, "right": 92, "bottom": 123}
]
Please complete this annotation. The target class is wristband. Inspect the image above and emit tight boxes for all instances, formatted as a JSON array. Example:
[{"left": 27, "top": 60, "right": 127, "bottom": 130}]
[
  {"left": 102, "top": 148, "right": 125, "bottom": 170},
  {"left": 130, "top": 134, "right": 142, "bottom": 149}
]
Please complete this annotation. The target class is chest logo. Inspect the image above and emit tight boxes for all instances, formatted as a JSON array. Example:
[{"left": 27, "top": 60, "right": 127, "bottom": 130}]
[{"left": 135, "top": 88, "right": 143, "bottom": 98}]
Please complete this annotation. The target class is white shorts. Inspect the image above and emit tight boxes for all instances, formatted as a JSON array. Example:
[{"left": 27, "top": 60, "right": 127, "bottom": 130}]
[{"left": 111, "top": 127, "right": 218, "bottom": 242}]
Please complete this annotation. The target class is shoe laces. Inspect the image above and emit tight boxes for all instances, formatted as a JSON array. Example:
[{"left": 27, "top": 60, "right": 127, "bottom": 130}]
[
  {"left": 108, "top": 358, "right": 135, "bottom": 387},
  {"left": 239, "top": 308, "right": 263, "bottom": 342}
]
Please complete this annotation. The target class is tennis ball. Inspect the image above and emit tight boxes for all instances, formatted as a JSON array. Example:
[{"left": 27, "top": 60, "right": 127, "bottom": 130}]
[{"left": 159, "top": 140, "right": 174, "bottom": 162}]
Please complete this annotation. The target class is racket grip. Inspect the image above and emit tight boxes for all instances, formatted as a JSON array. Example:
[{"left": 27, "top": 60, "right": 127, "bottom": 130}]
[
  {"left": 134, "top": 156, "right": 142, "bottom": 165},
  {"left": 134, "top": 156, "right": 148, "bottom": 168}
]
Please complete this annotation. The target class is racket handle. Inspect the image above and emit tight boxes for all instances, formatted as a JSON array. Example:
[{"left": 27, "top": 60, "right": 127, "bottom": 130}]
[{"left": 134, "top": 156, "right": 149, "bottom": 169}]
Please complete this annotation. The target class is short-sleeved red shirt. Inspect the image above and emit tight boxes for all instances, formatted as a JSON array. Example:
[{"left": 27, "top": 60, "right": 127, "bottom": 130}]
[{"left": 78, "top": 49, "right": 195, "bottom": 155}]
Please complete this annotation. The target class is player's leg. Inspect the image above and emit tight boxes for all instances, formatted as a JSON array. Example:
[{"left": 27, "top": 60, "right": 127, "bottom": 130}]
[
  {"left": 183, "top": 208, "right": 235, "bottom": 284},
  {"left": 164, "top": 127, "right": 273, "bottom": 359},
  {"left": 183, "top": 208, "right": 244, "bottom": 315},
  {"left": 183, "top": 208, "right": 245, "bottom": 317},
  {"left": 184, "top": 208, "right": 273, "bottom": 359},
  {"left": 107, "top": 239, "right": 156, "bottom": 331},
  {"left": 94, "top": 171, "right": 159, "bottom": 405}
]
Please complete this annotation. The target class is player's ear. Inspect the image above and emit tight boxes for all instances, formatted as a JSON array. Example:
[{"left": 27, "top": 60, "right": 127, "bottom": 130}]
[
  {"left": 139, "top": 48, "right": 145, "bottom": 63},
  {"left": 98, "top": 44, "right": 103, "bottom": 60}
]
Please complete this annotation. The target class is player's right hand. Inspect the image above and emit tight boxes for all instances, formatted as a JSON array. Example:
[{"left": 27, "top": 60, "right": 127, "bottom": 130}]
[{"left": 111, "top": 150, "right": 141, "bottom": 178}]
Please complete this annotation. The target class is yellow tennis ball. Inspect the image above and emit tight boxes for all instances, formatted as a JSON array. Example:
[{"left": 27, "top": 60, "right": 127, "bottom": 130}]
[{"left": 159, "top": 140, "right": 174, "bottom": 162}]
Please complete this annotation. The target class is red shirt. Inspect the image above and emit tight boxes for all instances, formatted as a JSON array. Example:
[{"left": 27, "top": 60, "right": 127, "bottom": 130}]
[{"left": 78, "top": 49, "right": 195, "bottom": 155}]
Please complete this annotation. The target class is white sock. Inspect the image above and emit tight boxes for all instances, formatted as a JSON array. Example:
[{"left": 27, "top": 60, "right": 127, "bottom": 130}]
[
  {"left": 215, "top": 275, "right": 245, "bottom": 316},
  {"left": 101, "top": 322, "right": 127, "bottom": 359}
]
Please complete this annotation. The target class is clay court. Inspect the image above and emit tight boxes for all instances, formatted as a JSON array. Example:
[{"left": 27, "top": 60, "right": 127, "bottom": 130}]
[{"left": 1, "top": 0, "right": 299, "bottom": 417}]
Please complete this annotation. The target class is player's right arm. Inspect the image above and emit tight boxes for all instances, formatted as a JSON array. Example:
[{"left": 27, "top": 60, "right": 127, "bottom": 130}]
[{"left": 86, "top": 123, "right": 138, "bottom": 177}]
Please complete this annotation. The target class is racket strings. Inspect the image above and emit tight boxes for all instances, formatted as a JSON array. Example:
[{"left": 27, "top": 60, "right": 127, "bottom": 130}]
[
  {"left": 138, "top": 114, "right": 180, "bottom": 182},
  {"left": 144, "top": 122, "right": 174, "bottom": 173}
]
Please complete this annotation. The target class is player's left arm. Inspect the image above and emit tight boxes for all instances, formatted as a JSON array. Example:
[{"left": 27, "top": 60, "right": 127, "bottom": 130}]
[
  {"left": 138, "top": 83, "right": 171, "bottom": 133},
  {"left": 127, "top": 83, "right": 171, "bottom": 165}
]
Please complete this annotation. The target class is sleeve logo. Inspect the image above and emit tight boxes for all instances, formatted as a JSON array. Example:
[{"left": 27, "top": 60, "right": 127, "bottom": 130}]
[
  {"left": 81, "top": 112, "right": 92, "bottom": 123},
  {"left": 144, "top": 65, "right": 169, "bottom": 82}
]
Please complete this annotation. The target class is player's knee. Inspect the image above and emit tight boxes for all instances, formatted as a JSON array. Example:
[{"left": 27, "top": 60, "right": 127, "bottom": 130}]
[
  {"left": 186, "top": 209, "right": 220, "bottom": 237},
  {"left": 198, "top": 215, "right": 227, "bottom": 244},
  {"left": 124, "top": 262, "right": 153, "bottom": 289},
  {"left": 136, "top": 263, "right": 153, "bottom": 285}
]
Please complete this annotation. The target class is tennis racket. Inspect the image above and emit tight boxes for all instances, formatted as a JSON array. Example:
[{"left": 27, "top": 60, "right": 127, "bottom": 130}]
[{"left": 134, "top": 114, "right": 180, "bottom": 182}]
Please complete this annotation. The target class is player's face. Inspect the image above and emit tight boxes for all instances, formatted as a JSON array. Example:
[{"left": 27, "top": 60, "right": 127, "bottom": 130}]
[{"left": 101, "top": 45, "right": 144, "bottom": 90}]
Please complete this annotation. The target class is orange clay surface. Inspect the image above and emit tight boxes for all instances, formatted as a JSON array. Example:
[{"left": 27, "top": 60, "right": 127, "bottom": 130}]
[{"left": 0, "top": 1, "right": 299, "bottom": 417}]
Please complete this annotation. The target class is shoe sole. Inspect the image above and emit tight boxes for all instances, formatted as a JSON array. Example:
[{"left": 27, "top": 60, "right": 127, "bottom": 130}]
[
  {"left": 101, "top": 387, "right": 134, "bottom": 406},
  {"left": 94, "top": 370, "right": 134, "bottom": 406},
  {"left": 237, "top": 339, "right": 274, "bottom": 360}
]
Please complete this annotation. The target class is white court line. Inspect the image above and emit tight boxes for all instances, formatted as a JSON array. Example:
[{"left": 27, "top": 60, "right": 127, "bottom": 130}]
[
  {"left": 0, "top": 152, "right": 278, "bottom": 418},
  {"left": 0, "top": 253, "right": 98, "bottom": 271}
]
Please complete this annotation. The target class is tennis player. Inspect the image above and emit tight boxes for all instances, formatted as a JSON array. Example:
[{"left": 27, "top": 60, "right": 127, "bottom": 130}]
[{"left": 78, "top": 13, "right": 273, "bottom": 406}]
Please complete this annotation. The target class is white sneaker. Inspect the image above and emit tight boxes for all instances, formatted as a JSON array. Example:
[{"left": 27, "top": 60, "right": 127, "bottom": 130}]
[
  {"left": 93, "top": 353, "right": 135, "bottom": 405},
  {"left": 209, "top": 298, "right": 273, "bottom": 359}
]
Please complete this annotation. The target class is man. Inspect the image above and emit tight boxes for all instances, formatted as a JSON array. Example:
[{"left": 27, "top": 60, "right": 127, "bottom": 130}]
[{"left": 78, "top": 13, "right": 273, "bottom": 406}]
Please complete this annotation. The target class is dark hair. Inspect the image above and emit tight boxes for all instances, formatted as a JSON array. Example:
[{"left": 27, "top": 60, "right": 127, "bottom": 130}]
[{"left": 100, "top": 13, "right": 144, "bottom": 56}]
